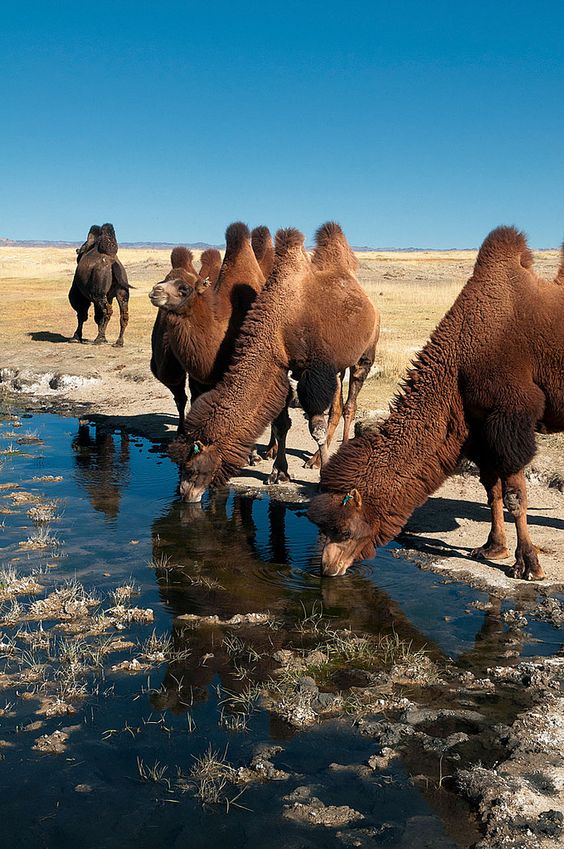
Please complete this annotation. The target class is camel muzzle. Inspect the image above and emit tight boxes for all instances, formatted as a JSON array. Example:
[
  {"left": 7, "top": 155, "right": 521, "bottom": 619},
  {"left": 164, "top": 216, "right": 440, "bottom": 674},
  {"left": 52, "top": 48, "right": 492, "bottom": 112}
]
[{"left": 179, "top": 478, "right": 204, "bottom": 504}]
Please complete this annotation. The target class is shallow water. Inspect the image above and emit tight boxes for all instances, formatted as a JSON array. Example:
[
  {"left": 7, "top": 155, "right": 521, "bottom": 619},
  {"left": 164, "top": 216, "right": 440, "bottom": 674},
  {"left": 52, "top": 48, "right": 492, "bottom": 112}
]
[{"left": 0, "top": 412, "right": 561, "bottom": 849}]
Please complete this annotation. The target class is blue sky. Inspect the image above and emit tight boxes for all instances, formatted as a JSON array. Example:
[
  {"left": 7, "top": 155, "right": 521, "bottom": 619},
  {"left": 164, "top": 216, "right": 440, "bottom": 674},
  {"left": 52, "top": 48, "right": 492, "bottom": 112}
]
[{"left": 1, "top": 1, "right": 563, "bottom": 247}]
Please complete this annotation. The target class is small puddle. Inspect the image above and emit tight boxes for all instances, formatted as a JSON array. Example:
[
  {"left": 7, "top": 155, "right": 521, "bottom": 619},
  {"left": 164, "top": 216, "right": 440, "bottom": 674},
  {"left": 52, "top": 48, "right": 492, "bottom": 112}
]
[{"left": 0, "top": 411, "right": 561, "bottom": 848}]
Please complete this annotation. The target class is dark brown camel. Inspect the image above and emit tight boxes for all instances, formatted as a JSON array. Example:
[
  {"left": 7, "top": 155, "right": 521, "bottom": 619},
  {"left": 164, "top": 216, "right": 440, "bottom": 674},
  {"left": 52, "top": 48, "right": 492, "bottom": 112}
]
[
  {"left": 308, "top": 226, "right": 564, "bottom": 581},
  {"left": 178, "top": 222, "right": 380, "bottom": 501},
  {"left": 68, "top": 223, "right": 130, "bottom": 347},
  {"left": 149, "top": 224, "right": 265, "bottom": 433}
]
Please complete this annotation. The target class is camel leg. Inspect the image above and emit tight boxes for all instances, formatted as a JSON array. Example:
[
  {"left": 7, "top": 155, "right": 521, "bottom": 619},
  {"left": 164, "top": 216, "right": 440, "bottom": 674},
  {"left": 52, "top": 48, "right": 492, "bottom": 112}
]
[
  {"left": 502, "top": 470, "right": 545, "bottom": 580},
  {"left": 471, "top": 468, "right": 510, "bottom": 560},
  {"left": 113, "top": 287, "right": 129, "bottom": 348},
  {"left": 342, "top": 347, "right": 375, "bottom": 443},
  {"left": 304, "top": 372, "right": 343, "bottom": 469},
  {"left": 68, "top": 284, "right": 90, "bottom": 343},
  {"left": 172, "top": 383, "right": 188, "bottom": 435},
  {"left": 307, "top": 411, "right": 331, "bottom": 469},
  {"left": 268, "top": 401, "right": 292, "bottom": 484},
  {"left": 93, "top": 298, "right": 112, "bottom": 344},
  {"left": 262, "top": 427, "right": 278, "bottom": 460}
]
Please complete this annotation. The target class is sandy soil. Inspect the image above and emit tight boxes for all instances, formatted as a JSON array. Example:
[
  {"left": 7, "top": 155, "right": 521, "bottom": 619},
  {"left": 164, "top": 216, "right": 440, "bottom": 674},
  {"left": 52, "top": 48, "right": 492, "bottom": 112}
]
[{"left": 1, "top": 245, "right": 562, "bottom": 593}]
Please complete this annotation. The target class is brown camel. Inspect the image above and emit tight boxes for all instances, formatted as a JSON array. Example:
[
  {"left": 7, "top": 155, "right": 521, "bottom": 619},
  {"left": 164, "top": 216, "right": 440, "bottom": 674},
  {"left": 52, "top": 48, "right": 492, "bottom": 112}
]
[
  {"left": 178, "top": 222, "right": 380, "bottom": 501},
  {"left": 251, "top": 225, "right": 275, "bottom": 278},
  {"left": 308, "top": 226, "right": 564, "bottom": 581},
  {"left": 69, "top": 223, "right": 130, "bottom": 347},
  {"left": 149, "top": 224, "right": 265, "bottom": 432}
]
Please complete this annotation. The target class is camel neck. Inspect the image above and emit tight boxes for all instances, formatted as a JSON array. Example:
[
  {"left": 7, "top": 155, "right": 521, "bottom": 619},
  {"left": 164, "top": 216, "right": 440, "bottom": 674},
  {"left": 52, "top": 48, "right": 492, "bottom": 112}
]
[
  {"left": 165, "top": 299, "right": 224, "bottom": 385},
  {"left": 323, "top": 305, "right": 468, "bottom": 544}
]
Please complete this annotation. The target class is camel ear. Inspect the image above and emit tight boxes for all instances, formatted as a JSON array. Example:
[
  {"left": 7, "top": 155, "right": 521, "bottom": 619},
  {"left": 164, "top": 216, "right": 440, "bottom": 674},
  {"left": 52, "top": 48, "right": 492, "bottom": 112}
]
[
  {"left": 195, "top": 277, "right": 210, "bottom": 294},
  {"left": 342, "top": 488, "right": 362, "bottom": 509}
]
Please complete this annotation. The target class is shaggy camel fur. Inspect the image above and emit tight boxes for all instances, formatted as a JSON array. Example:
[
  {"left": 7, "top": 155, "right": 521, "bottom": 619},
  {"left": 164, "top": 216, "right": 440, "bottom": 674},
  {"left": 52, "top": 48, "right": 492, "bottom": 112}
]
[
  {"left": 69, "top": 223, "right": 130, "bottom": 347},
  {"left": 149, "top": 225, "right": 264, "bottom": 432},
  {"left": 178, "top": 222, "right": 380, "bottom": 502},
  {"left": 308, "top": 226, "right": 564, "bottom": 581},
  {"left": 251, "top": 226, "right": 275, "bottom": 279}
]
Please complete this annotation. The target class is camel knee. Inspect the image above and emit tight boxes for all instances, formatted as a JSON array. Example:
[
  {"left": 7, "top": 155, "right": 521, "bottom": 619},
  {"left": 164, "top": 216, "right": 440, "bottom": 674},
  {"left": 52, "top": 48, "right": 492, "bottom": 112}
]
[{"left": 503, "top": 487, "right": 523, "bottom": 517}]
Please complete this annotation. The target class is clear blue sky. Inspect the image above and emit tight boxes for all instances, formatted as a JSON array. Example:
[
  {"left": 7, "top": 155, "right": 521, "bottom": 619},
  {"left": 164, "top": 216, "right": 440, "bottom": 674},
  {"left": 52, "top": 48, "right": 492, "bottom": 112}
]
[{"left": 2, "top": 1, "right": 563, "bottom": 247}]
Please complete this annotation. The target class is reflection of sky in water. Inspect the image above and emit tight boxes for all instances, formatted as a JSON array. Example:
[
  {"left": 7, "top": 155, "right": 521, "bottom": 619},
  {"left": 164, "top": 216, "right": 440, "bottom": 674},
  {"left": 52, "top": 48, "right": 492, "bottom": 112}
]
[
  {"left": 1, "top": 414, "right": 561, "bottom": 663},
  {"left": 0, "top": 412, "right": 561, "bottom": 849}
]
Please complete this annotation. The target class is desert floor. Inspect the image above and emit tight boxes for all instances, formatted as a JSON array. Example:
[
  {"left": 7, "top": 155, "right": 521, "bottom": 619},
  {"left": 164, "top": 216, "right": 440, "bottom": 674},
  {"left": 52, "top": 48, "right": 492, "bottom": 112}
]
[{"left": 1, "top": 244, "right": 562, "bottom": 592}]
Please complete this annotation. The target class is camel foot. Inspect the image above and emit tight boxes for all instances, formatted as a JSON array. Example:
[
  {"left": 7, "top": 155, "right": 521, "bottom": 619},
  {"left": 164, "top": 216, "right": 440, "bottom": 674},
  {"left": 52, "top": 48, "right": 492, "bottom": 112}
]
[
  {"left": 267, "top": 468, "right": 292, "bottom": 485},
  {"left": 112, "top": 339, "right": 124, "bottom": 348},
  {"left": 69, "top": 335, "right": 85, "bottom": 344},
  {"left": 471, "top": 543, "right": 510, "bottom": 561},
  {"left": 93, "top": 336, "right": 108, "bottom": 345},
  {"left": 303, "top": 452, "right": 321, "bottom": 470},
  {"left": 248, "top": 449, "right": 262, "bottom": 466},
  {"left": 509, "top": 548, "right": 545, "bottom": 581}
]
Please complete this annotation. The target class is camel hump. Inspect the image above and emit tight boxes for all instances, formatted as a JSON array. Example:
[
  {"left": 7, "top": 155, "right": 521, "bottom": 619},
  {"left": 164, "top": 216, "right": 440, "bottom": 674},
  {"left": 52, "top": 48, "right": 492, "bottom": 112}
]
[
  {"left": 556, "top": 242, "right": 564, "bottom": 285},
  {"left": 98, "top": 223, "right": 119, "bottom": 255},
  {"left": 224, "top": 222, "right": 251, "bottom": 258},
  {"left": 474, "top": 226, "right": 534, "bottom": 274},
  {"left": 251, "top": 226, "right": 272, "bottom": 261},
  {"left": 171, "top": 246, "right": 195, "bottom": 270},
  {"left": 275, "top": 227, "right": 305, "bottom": 255},
  {"left": 312, "top": 221, "right": 358, "bottom": 272},
  {"left": 87, "top": 224, "right": 102, "bottom": 240},
  {"left": 199, "top": 248, "right": 222, "bottom": 285}
]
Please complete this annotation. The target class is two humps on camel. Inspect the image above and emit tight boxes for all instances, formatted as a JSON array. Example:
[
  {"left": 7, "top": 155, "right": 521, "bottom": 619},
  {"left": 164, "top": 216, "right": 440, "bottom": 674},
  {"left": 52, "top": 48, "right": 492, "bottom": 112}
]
[
  {"left": 308, "top": 226, "right": 564, "bottom": 582},
  {"left": 69, "top": 223, "right": 131, "bottom": 347}
]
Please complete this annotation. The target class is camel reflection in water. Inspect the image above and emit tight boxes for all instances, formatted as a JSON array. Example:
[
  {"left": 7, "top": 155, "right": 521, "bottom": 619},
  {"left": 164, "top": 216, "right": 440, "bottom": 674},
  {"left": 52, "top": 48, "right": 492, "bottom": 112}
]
[
  {"left": 148, "top": 490, "right": 524, "bottom": 717},
  {"left": 72, "top": 421, "right": 130, "bottom": 519}
]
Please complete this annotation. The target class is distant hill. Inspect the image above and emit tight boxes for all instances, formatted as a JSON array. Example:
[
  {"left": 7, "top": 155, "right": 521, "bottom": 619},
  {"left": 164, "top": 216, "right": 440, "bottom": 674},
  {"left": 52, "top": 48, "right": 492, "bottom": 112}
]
[
  {"left": 0, "top": 236, "right": 471, "bottom": 252},
  {"left": 0, "top": 237, "right": 220, "bottom": 249}
]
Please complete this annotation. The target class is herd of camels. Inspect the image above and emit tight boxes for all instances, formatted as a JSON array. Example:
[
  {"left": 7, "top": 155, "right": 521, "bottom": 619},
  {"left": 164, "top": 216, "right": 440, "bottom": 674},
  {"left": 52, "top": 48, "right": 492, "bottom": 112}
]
[{"left": 69, "top": 220, "right": 564, "bottom": 582}]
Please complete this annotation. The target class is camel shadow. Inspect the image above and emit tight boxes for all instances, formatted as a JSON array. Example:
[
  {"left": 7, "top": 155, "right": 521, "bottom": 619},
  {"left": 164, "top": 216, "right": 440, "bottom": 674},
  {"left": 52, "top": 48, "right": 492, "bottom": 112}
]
[
  {"left": 87, "top": 412, "right": 179, "bottom": 443},
  {"left": 407, "top": 495, "right": 564, "bottom": 535},
  {"left": 28, "top": 331, "right": 71, "bottom": 344}
]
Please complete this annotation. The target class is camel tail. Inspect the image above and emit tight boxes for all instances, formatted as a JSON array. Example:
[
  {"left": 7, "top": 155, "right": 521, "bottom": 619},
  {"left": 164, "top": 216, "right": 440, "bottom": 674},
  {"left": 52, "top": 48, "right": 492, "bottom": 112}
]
[
  {"left": 251, "top": 226, "right": 272, "bottom": 261},
  {"left": 296, "top": 360, "right": 338, "bottom": 416},
  {"left": 474, "top": 226, "right": 533, "bottom": 275},
  {"left": 312, "top": 221, "right": 358, "bottom": 272},
  {"left": 170, "top": 246, "right": 195, "bottom": 271}
]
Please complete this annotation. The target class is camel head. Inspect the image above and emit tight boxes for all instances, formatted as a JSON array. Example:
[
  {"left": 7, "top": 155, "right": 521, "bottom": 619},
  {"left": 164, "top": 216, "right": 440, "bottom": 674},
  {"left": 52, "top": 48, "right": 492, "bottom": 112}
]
[
  {"left": 179, "top": 440, "right": 221, "bottom": 503},
  {"left": 307, "top": 489, "right": 376, "bottom": 577},
  {"left": 149, "top": 273, "right": 210, "bottom": 313}
]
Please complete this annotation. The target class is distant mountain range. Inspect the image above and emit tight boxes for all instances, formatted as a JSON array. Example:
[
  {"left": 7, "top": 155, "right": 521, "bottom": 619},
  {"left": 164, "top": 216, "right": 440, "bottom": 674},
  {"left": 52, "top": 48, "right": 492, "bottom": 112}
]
[
  {"left": 0, "top": 237, "right": 473, "bottom": 251},
  {"left": 0, "top": 237, "right": 219, "bottom": 249}
]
